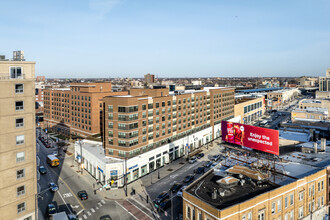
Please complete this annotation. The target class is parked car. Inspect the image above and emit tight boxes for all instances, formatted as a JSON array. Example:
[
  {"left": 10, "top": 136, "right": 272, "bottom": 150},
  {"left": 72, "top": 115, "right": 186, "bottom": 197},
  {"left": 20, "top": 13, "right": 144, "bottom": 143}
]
[
  {"left": 177, "top": 186, "right": 188, "bottom": 197},
  {"left": 49, "top": 182, "right": 59, "bottom": 192},
  {"left": 47, "top": 203, "right": 56, "bottom": 216},
  {"left": 159, "top": 199, "right": 171, "bottom": 211},
  {"left": 52, "top": 151, "right": 58, "bottom": 156},
  {"left": 77, "top": 190, "right": 88, "bottom": 200},
  {"left": 100, "top": 215, "right": 112, "bottom": 220},
  {"left": 170, "top": 183, "right": 182, "bottom": 193},
  {"left": 204, "top": 161, "right": 213, "bottom": 168},
  {"left": 39, "top": 166, "right": 47, "bottom": 174},
  {"left": 183, "top": 174, "right": 195, "bottom": 183},
  {"left": 188, "top": 156, "right": 197, "bottom": 164},
  {"left": 195, "top": 166, "right": 205, "bottom": 174},
  {"left": 67, "top": 214, "right": 78, "bottom": 220},
  {"left": 197, "top": 153, "right": 204, "bottom": 159},
  {"left": 154, "top": 191, "right": 169, "bottom": 205},
  {"left": 210, "top": 162, "right": 218, "bottom": 169}
]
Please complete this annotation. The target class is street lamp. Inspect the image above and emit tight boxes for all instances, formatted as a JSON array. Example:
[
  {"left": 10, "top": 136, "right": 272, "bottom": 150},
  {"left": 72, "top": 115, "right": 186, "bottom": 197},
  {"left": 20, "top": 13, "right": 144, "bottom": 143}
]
[{"left": 78, "top": 140, "right": 83, "bottom": 175}]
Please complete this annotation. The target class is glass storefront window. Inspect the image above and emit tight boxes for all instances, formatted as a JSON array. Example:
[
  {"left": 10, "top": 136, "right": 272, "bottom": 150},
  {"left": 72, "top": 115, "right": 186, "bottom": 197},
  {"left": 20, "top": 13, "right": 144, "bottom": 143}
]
[
  {"left": 132, "top": 168, "right": 139, "bottom": 180},
  {"left": 149, "top": 161, "right": 155, "bottom": 172},
  {"left": 156, "top": 159, "right": 161, "bottom": 168},
  {"left": 141, "top": 165, "right": 147, "bottom": 176}
]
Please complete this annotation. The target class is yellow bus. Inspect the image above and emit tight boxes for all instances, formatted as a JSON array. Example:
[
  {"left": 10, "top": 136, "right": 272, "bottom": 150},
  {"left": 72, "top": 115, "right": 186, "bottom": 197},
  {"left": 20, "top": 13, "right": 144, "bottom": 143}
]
[{"left": 47, "top": 155, "right": 59, "bottom": 167}]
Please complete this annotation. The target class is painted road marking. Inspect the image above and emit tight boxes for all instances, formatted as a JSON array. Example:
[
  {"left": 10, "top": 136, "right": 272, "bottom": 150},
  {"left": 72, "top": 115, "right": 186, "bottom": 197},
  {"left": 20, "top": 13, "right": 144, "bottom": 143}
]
[
  {"left": 115, "top": 201, "right": 139, "bottom": 220},
  {"left": 79, "top": 218, "right": 82, "bottom": 220},
  {"left": 58, "top": 191, "right": 73, "bottom": 215},
  {"left": 91, "top": 208, "right": 95, "bottom": 213},
  {"left": 87, "top": 211, "right": 91, "bottom": 216},
  {"left": 98, "top": 202, "right": 102, "bottom": 207},
  {"left": 83, "top": 214, "right": 87, "bottom": 219},
  {"left": 48, "top": 168, "right": 85, "bottom": 210},
  {"left": 101, "top": 199, "right": 106, "bottom": 204},
  {"left": 63, "top": 192, "right": 72, "bottom": 198},
  {"left": 77, "top": 209, "right": 84, "bottom": 215}
]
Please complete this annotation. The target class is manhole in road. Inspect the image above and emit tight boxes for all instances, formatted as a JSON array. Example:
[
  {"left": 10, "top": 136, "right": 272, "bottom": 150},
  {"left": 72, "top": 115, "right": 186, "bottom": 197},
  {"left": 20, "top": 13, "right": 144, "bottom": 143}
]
[{"left": 167, "top": 169, "right": 173, "bottom": 171}]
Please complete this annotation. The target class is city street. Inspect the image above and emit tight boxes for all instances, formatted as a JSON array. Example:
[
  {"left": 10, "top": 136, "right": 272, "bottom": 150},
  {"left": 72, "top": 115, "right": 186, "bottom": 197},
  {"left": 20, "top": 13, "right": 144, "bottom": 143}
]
[
  {"left": 36, "top": 130, "right": 141, "bottom": 220},
  {"left": 142, "top": 143, "right": 222, "bottom": 219}
]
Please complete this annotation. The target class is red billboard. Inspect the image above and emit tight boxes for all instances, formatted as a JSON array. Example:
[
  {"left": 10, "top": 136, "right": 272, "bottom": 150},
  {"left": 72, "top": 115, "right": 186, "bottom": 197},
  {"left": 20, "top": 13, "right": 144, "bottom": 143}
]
[{"left": 221, "top": 121, "right": 279, "bottom": 155}]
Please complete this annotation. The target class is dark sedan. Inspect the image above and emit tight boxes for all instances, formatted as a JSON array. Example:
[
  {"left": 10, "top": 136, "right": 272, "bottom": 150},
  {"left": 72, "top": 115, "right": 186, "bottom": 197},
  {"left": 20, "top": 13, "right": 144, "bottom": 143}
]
[
  {"left": 154, "top": 191, "right": 169, "bottom": 205},
  {"left": 197, "top": 153, "right": 204, "bottom": 159},
  {"left": 183, "top": 174, "right": 195, "bottom": 183},
  {"left": 47, "top": 203, "right": 56, "bottom": 216},
  {"left": 77, "top": 190, "right": 88, "bottom": 200},
  {"left": 170, "top": 183, "right": 182, "bottom": 193},
  {"left": 159, "top": 199, "right": 171, "bottom": 211},
  {"left": 39, "top": 166, "right": 47, "bottom": 174},
  {"left": 195, "top": 166, "right": 205, "bottom": 174},
  {"left": 204, "top": 161, "right": 213, "bottom": 168}
]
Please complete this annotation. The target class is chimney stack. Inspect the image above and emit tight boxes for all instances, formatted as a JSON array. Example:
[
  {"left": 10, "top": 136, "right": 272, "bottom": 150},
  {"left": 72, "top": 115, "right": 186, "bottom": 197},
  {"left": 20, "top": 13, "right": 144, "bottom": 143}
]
[{"left": 212, "top": 189, "right": 217, "bottom": 199}]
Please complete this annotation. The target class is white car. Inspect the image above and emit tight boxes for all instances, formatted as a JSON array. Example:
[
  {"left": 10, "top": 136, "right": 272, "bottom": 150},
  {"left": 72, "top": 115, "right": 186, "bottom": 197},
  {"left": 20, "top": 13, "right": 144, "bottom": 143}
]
[
  {"left": 52, "top": 151, "right": 58, "bottom": 156},
  {"left": 177, "top": 185, "right": 188, "bottom": 197},
  {"left": 188, "top": 156, "right": 197, "bottom": 164}
]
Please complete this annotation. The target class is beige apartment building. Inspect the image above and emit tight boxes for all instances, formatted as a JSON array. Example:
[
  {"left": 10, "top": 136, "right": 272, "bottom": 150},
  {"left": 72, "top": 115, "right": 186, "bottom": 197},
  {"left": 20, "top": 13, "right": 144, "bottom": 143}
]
[
  {"left": 183, "top": 167, "right": 328, "bottom": 220},
  {"left": 102, "top": 87, "right": 235, "bottom": 159},
  {"left": 319, "top": 69, "right": 330, "bottom": 92},
  {"left": 234, "top": 96, "right": 265, "bottom": 124},
  {"left": 315, "top": 91, "right": 330, "bottom": 99},
  {"left": 0, "top": 56, "right": 37, "bottom": 219},
  {"left": 43, "top": 82, "right": 128, "bottom": 138}
]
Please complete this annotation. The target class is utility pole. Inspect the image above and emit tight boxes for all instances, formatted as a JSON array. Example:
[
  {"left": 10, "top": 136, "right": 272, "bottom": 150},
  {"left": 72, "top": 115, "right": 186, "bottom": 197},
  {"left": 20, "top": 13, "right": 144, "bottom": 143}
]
[
  {"left": 171, "top": 190, "right": 173, "bottom": 220},
  {"left": 124, "top": 157, "right": 127, "bottom": 197}
]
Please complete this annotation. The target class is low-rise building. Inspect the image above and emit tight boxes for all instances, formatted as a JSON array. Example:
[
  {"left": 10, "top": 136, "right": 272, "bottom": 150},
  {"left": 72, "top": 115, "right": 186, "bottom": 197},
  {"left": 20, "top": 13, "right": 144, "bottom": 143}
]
[
  {"left": 182, "top": 147, "right": 330, "bottom": 220},
  {"left": 315, "top": 91, "right": 330, "bottom": 99},
  {"left": 291, "top": 108, "right": 328, "bottom": 122},
  {"left": 234, "top": 96, "right": 265, "bottom": 124}
]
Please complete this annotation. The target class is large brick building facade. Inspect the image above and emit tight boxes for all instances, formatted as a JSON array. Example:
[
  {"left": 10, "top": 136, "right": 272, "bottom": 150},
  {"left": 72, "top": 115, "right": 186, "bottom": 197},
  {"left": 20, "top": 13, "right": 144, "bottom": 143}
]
[
  {"left": 44, "top": 82, "right": 128, "bottom": 138},
  {"left": 102, "top": 87, "right": 235, "bottom": 159}
]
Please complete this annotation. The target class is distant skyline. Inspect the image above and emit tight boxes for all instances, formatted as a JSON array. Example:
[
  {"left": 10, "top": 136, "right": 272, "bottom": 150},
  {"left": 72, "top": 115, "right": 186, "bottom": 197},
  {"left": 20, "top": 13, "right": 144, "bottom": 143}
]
[{"left": 1, "top": 0, "right": 330, "bottom": 78}]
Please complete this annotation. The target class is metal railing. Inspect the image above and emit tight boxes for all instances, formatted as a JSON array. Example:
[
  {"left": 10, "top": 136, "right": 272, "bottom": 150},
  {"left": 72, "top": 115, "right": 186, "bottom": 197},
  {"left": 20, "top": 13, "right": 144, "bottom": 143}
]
[{"left": 0, "top": 74, "right": 26, "bottom": 80}]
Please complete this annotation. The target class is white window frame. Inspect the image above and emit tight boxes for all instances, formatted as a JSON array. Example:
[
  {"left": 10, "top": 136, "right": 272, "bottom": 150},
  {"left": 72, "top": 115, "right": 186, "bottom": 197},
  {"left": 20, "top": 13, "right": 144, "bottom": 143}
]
[
  {"left": 10, "top": 66, "right": 23, "bottom": 79},
  {"left": 17, "top": 202, "right": 25, "bottom": 213},
  {"left": 16, "top": 118, "right": 24, "bottom": 128},
  {"left": 16, "top": 168, "right": 25, "bottom": 179},
  {"left": 17, "top": 185, "right": 25, "bottom": 196},
  {"left": 299, "top": 190, "right": 304, "bottom": 201},
  {"left": 290, "top": 193, "right": 294, "bottom": 206},
  {"left": 290, "top": 210, "right": 294, "bottom": 220},
  {"left": 285, "top": 196, "right": 288, "bottom": 208},
  {"left": 15, "top": 101, "right": 24, "bottom": 111},
  {"left": 272, "top": 202, "right": 276, "bottom": 214},
  {"left": 258, "top": 209, "right": 265, "bottom": 220},
  {"left": 16, "top": 152, "right": 25, "bottom": 163},
  {"left": 16, "top": 135, "right": 25, "bottom": 145},
  {"left": 299, "top": 206, "right": 303, "bottom": 218},
  {"left": 15, "top": 83, "right": 24, "bottom": 93},
  {"left": 278, "top": 199, "right": 282, "bottom": 212}
]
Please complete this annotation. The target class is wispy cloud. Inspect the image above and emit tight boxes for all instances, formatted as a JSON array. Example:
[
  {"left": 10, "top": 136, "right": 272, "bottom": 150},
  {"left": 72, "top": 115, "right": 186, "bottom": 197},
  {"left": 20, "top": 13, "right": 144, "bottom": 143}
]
[{"left": 89, "top": 0, "right": 123, "bottom": 16}]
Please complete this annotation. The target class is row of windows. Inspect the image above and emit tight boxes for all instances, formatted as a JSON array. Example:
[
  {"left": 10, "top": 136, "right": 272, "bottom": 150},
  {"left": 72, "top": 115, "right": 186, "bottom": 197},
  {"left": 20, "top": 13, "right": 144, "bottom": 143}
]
[{"left": 244, "top": 101, "right": 263, "bottom": 114}]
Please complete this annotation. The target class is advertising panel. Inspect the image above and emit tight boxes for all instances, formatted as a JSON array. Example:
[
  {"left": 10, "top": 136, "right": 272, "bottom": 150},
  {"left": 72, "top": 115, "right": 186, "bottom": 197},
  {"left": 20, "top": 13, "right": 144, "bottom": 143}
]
[{"left": 221, "top": 121, "right": 279, "bottom": 155}]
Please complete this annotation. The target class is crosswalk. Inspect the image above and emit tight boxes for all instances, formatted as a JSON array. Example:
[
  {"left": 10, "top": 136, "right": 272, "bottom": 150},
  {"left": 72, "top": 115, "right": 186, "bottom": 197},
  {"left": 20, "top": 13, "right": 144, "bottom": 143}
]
[{"left": 78, "top": 200, "right": 106, "bottom": 220}]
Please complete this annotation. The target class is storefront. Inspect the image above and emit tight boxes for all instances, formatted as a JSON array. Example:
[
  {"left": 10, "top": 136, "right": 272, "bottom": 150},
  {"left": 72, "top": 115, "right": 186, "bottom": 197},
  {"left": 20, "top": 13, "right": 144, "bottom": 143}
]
[{"left": 141, "top": 165, "right": 147, "bottom": 176}]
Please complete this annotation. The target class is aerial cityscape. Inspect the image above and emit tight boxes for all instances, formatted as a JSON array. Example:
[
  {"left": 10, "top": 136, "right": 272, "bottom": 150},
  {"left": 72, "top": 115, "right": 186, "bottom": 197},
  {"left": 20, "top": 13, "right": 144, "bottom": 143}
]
[{"left": 1, "top": 1, "right": 330, "bottom": 220}]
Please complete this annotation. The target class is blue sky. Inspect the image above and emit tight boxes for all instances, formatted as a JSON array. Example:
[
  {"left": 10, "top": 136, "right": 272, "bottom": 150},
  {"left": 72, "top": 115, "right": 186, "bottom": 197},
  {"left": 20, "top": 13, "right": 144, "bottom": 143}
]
[{"left": 1, "top": 0, "right": 330, "bottom": 78}]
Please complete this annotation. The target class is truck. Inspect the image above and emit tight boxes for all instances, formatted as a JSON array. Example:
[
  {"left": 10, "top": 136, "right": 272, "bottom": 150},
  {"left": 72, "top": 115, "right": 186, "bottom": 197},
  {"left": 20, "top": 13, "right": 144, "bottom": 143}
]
[{"left": 50, "top": 212, "right": 69, "bottom": 220}]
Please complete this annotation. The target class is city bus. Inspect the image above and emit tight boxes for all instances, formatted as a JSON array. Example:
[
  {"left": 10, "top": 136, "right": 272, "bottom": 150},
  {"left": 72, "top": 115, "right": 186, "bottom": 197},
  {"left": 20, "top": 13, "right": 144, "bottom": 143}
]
[{"left": 47, "top": 155, "right": 60, "bottom": 167}]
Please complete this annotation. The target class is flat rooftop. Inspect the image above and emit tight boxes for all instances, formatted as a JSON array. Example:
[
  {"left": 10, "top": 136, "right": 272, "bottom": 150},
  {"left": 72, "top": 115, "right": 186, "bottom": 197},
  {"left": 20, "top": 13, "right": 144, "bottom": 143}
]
[
  {"left": 186, "top": 170, "right": 277, "bottom": 210},
  {"left": 185, "top": 139, "right": 330, "bottom": 211}
]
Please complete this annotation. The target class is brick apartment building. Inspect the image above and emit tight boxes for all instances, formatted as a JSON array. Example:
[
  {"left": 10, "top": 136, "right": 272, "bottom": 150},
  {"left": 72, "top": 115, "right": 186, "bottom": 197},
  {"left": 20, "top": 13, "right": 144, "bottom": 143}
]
[
  {"left": 73, "top": 87, "right": 235, "bottom": 186},
  {"left": 44, "top": 82, "right": 128, "bottom": 138},
  {"left": 102, "top": 87, "right": 235, "bottom": 159}
]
